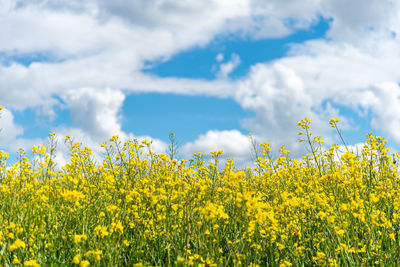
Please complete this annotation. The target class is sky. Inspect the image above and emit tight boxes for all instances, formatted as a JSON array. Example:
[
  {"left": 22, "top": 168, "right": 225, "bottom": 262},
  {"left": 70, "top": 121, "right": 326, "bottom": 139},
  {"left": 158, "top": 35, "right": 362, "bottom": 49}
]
[{"left": 1, "top": 0, "right": 400, "bottom": 166}]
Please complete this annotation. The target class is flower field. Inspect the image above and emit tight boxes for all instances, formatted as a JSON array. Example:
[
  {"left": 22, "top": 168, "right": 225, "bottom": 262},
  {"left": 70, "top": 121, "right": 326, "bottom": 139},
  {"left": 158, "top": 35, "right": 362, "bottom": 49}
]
[{"left": 1, "top": 116, "right": 400, "bottom": 266}]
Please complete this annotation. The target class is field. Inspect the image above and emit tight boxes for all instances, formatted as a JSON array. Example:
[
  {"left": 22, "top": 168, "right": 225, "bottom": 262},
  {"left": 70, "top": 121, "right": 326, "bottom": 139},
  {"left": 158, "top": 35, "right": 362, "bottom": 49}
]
[{"left": 1, "top": 116, "right": 400, "bottom": 266}]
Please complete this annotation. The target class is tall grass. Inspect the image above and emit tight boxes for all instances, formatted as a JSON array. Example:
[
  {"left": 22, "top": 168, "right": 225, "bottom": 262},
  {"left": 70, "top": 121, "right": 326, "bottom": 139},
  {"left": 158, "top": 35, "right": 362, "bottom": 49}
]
[{"left": 1, "top": 116, "right": 400, "bottom": 266}]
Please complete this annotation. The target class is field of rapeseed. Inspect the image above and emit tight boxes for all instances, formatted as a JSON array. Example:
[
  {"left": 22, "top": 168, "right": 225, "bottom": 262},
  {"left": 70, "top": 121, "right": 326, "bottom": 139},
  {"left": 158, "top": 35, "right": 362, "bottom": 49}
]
[{"left": 1, "top": 109, "right": 400, "bottom": 266}]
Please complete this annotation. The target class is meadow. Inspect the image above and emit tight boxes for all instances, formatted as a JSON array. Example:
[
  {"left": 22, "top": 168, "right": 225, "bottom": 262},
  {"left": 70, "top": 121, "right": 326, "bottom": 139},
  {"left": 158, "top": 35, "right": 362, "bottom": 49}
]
[{"left": 1, "top": 112, "right": 400, "bottom": 266}]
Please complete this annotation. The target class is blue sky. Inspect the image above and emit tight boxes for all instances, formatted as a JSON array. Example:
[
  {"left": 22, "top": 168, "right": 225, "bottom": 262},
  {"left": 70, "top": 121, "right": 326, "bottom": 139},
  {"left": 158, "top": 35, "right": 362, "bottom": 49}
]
[
  {"left": 144, "top": 17, "right": 331, "bottom": 79},
  {"left": 1, "top": 1, "right": 400, "bottom": 165},
  {"left": 121, "top": 93, "right": 252, "bottom": 143}
]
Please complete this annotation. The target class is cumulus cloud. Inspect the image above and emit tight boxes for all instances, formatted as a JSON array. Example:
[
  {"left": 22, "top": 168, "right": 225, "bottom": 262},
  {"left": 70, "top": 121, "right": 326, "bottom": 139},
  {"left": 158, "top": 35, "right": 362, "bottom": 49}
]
[
  {"left": 0, "top": 108, "right": 23, "bottom": 149},
  {"left": 320, "top": 0, "right": 400, "bottom": 41},
  {"left": 2, "top": 0, "right": 386, "bottom": 114},
  {"left": 3, "top": 0, "right": 400, "bottom": 164},
  {"left": 231, "top": 33, "right": 400, "bottom": 155},
  {"left": 1, "top": 0, "right": 243, "bottom": 115},
  {"left": 235, "top": 62, "right": 330, "bottom": 155},
  {"left": 353, "top": 83, "right": 400, "bottom": 142},
  {"left": 62, "top": 87, "right": 125, "bottom": 139},
  {"left": 182, "top": 129, "right": 252, "bottom": 164}
]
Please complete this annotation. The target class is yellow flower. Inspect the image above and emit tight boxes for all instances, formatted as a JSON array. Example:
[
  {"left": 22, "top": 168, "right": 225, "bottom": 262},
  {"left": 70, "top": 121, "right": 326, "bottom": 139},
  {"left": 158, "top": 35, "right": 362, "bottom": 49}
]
[
  {"left": 80, "top": 260, "right": 90, "bottom": 267},
  {"left": 279, "top": 260, "right": 292, "bottom": 267},
  {"left": 389, "top": 233, "right": 395, "bottom": 241},
  {"left": 62, "top": 190, "right": 85, "bottom": 203},
  {"left": 73, "top": 234, "right": 87, "bottom": 243},
  {"left": 140, "top": 140, "right": 150, "bottom": 146},
  {"left": 13, "top": 256, "right": 21, "bottom": 264},
  {"left": 37, "top": 144, "right": 46, "bottom": 155},
  {"left": 116, "top": 221, "right": 124, "bottom": 233},
  {"left": 1, "top": 118, "right": 400, "bottom": 265},
  {"left": 24, "top": 259, "right": 40, "bottom": 267},
  {"left": 72, "top": 254, "right": 82, "bottom": 264},
  {"left": 329, "top": 117, "right": 340, "bottom": 127},
  {"left": 94, "top": 225, "right": 109, "bottom": 238},
  {"left": 9, "top": 239, "right": 26, "bottom": 251},
  {"left": 336, "top": 229, "right": 345, "bottom": 237}
]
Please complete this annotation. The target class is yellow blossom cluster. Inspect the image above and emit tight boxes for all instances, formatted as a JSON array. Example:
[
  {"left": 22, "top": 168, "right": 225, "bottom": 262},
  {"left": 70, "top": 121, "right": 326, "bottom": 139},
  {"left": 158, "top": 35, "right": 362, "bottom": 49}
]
[{"left": 0, "top": 118, "right": 400, "bottom": 266}]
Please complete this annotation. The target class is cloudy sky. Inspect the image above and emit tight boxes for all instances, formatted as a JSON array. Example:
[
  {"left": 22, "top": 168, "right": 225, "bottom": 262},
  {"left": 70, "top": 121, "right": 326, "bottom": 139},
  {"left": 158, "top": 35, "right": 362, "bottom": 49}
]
[{"left": 1, "top": 0, "right": 400, "bottom": 165}]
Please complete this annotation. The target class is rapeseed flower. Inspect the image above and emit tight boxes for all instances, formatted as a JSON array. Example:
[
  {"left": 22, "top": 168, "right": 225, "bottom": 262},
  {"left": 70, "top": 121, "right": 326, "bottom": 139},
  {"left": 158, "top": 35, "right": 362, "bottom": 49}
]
[
  {"left": 0, "top": 117, "right": 400, "bottom": 265},
  {"left": 13, "top": 256, "right": 20, "bottom": 264},
  {"left": 23, "top": 260, "right": 40, "bottom": 267},
  {"left": 80, "top": 260, "right": 90, "bottom": 267},
  {"left": 9, "top": 239, "right": 26, "bottom": 251},
  {"left": 72, "top": 254, "right": 82, "bottom": 264},
  {"left": 73, "top": 234, "right": 87, "bottom": 243}
]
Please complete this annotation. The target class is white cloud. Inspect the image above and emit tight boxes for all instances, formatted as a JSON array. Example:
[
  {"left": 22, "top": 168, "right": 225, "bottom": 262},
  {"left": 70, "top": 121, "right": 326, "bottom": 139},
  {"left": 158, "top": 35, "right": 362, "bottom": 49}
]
[
  {"left": 0, "top": 108, "right": 23, "bottom": 149},
  {"left": 217, "top": 53, "right": 241, "bottom": 79},
  {"left": 62, "top": 87, "right": 125, "bottom": 140},
  {"left": 320, "top": 0, "right": 400, "bottom": 41},
  {"left": 227, "top": 0, "right": 322, "bottom": 39},
  {"left": 235, "top": 62, "right": 330, "bottom": 155},
  {"left": 3, "top": 0, "right": 400, "bottom": 164},
  {"left": 231, "top": 33, "right": 400, "bottom": 154},
  {"left": 358, "top": 83, "right": 400, "bottom": 142},
  {"left": 182, "top": 129, "right": 252, "bottom": 164},
  {"left": 0, "top": 86, "right": 168, "bottom": 167},
  {"left": 0, "top": 0, "right": 348, "bottom": 113}
]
